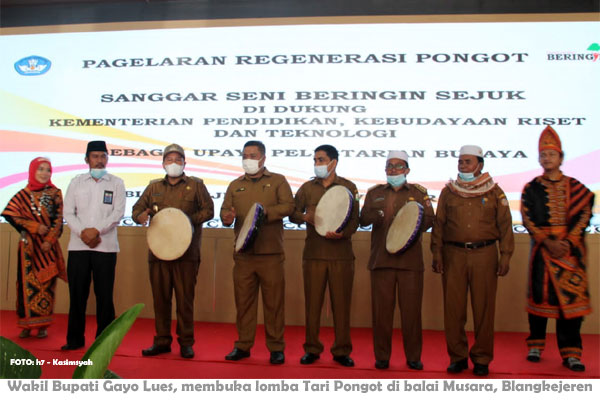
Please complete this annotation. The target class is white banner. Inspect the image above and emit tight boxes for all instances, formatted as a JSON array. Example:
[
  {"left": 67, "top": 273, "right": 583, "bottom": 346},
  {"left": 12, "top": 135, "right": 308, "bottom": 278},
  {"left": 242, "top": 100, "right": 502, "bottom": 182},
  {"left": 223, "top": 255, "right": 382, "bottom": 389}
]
[{"left": 1, "top": 21, "right": 598, "bottom": 229}]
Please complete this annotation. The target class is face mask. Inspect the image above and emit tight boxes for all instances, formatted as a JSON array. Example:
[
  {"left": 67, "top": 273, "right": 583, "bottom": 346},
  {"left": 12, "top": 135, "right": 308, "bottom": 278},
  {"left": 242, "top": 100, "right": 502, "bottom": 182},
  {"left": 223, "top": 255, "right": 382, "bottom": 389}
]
[
  {"left": 458, "top": 172, "right": 476, "bottom": 182},
  {"left": 242, "top": 158, "right": 262, "bottom": 175},
  {"left": 314, "top": 161, "right": 333, "bottom": 179},
  {"left": 164, "top": 163, "right": 184, "bottom": 178},
  {"left": 90, "top": 168, "right": 107, "bottom": 179},
  {"left": 387, "top": 174, "right": 406, "bottom": 187}
]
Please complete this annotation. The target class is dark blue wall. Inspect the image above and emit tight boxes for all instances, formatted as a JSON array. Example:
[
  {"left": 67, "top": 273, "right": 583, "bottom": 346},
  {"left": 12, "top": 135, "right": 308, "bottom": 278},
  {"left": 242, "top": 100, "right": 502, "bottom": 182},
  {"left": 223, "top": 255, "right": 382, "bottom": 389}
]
[{"left": 2, "top": 0, "right": 598, "bottom": 28}]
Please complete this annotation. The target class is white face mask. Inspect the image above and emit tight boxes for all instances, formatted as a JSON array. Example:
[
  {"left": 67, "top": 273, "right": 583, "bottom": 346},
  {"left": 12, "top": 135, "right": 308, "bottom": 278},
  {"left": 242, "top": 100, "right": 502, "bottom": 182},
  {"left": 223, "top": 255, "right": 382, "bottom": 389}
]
[
  {"left": 242, "top": 158, "right": 262, "bottom": 175},
  {"left": 314, "top": 161, "right": 333, "bottom": 179},
  {"left": 164, "top": 163, "right": 184, "bottom": 178}
]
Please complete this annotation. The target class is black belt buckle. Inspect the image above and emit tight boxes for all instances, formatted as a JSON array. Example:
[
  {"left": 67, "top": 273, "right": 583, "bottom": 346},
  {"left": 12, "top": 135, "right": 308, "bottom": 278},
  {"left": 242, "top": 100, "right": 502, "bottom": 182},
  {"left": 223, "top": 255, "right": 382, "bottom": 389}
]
[
  {"left": 469, "top": 240, "right": 495, "bottom": 249},
  {"left": 446, "top": 240, "right": 495, "bottom": 250}
]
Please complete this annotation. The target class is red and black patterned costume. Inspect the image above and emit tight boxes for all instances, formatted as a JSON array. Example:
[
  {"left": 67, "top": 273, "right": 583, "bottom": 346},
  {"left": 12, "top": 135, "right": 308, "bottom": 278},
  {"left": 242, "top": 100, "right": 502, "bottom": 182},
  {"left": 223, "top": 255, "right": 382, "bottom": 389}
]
[
  {"left": 521, "top": 128, "right": 594, "bottom": 360},
  {"left": 2, "top": 158, "right": 66, "bottom": 330}
]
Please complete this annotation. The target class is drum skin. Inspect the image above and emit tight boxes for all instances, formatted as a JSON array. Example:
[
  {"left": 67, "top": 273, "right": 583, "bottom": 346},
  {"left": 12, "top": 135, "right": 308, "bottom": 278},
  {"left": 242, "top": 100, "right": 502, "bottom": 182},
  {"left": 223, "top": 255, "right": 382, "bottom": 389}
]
[
  {"left": 315, "top": 185, "right": 354, "bottom": 237},
  {"left": 386, "top": 201, "right": 424, "bottom": 254},
  {"left": 147, "top": 207, "right": 194, "bottom": 261},
  {"left": 235, "top": 202, "right": 264, "bottom": 252}
]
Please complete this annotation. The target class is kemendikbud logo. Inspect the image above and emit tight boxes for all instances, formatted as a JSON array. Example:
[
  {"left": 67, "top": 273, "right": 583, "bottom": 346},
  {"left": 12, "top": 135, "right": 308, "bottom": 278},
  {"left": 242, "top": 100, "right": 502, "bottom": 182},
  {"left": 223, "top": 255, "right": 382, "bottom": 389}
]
[{"left": 14, "top": 55, "right": 52, "bottom": 75}]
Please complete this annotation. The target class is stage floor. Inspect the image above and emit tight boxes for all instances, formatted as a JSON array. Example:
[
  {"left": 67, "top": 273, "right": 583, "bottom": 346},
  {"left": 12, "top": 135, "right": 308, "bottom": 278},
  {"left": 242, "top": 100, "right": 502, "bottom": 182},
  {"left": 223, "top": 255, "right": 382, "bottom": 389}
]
[{"left": 1, "top": 310, "right": 598, "bottom": 379}]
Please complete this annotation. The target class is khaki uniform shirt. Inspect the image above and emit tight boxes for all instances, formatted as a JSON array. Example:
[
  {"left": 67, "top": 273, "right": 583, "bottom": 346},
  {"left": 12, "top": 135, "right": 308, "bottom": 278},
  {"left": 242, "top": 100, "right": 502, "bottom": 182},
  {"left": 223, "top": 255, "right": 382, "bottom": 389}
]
[
  {"left": 290, "top": 176, "right": 360, "bottom": 261},
  {"left": 360, "top": 183, "right": 435, "bottom": 271},
  {"left": 430, "top": 184, "right": 514, "bottom": 261},
  {"left": 220, "top": 168, "right": 294, "bottom": 255},
  {"left": 132, "top": 174, "right": 214, "bottom": 262}
]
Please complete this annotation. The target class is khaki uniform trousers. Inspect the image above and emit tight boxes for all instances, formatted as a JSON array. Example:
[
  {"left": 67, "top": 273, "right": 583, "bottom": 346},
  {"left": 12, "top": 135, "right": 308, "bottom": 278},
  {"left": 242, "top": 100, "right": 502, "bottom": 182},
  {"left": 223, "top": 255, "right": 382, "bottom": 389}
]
[
  {"left": 233, "top": 253, "right": 285, "bottom": 352},
  {"left": 371, "top": 268, "right": 423, "bottom": 362},
  {"left": 303, "top": 259, "right": 354, "bottom": 357},
  {"left": 442, "top": 244, "right": 498, "bottom": 365},
  {"left": 149, "top": 260, "right": 199, "bottom": 347}
]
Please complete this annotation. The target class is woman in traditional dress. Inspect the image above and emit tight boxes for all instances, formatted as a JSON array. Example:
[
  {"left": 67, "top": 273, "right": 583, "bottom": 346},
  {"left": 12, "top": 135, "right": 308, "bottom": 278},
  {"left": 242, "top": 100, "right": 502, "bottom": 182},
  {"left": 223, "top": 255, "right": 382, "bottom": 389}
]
[{"left": 2, "top": 157, "right": 67, "bottom": 338}]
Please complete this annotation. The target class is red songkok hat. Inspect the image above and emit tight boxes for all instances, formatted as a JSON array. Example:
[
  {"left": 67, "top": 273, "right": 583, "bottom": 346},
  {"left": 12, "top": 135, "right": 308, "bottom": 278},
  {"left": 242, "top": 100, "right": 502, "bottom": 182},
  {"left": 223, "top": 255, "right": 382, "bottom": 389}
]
[
  {"left": 27, "top": 157, "right": 56, "bottom": 191},
  {"left": 538, "top": 125, "right": 562, "bottom": 154}
]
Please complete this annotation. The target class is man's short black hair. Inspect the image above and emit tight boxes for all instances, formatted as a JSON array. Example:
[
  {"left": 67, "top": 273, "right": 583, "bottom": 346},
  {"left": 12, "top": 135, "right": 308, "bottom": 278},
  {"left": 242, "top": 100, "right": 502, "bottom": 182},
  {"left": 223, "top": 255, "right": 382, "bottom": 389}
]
[
  {"left": 477, "top": 156, "right": 484, "bottom": 166},
  {"left": 314, "top": 144, "right": 338, "bottom": 161},
  {"left": 243, "top": 140, "right": 266, "bottom": 156}
]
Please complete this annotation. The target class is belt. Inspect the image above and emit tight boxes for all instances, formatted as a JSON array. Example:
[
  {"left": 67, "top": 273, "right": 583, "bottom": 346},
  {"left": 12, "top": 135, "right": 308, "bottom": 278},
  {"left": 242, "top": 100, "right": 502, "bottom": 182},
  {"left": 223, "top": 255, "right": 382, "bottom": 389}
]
[{"left": 445, "top": 240, "right": 497, "bottom": 250}]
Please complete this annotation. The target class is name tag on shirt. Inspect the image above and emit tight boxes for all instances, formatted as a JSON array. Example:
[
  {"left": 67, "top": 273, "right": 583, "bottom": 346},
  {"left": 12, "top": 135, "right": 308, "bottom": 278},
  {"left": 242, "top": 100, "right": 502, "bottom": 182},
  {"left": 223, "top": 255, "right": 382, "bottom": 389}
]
[{"left": 103, "top": 190, "right": 114, "bottom": 205}]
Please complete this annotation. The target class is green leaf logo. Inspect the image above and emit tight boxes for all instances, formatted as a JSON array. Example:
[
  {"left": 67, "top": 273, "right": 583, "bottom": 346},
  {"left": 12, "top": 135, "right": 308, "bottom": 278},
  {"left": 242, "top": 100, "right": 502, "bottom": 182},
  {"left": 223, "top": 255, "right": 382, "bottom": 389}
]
[{"left": 587, "top": 43, "right": 600, "bottom": 51}]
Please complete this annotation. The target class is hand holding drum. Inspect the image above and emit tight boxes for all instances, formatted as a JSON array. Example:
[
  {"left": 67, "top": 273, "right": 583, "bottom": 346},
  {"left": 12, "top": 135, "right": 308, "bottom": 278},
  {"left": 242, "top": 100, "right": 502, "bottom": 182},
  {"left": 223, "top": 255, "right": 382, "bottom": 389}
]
[
  {"left": 235, "top": 203, "right": 264, "bottom": 252},
  {"left": 314, "top": 186, "right": 354, "bottom": 237},
  {"left": 147, "top": 207, "right": 194, "bottom": 261},
  {"left": 386, "top": 201, "right": 424, "bottom": 254}
]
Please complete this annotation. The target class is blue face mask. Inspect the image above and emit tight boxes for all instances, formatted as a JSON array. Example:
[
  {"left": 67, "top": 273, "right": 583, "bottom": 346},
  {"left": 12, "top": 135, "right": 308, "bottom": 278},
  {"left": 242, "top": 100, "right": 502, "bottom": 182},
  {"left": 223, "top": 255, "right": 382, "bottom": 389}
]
[
  {"left": 90, "top": 168, "right": 107, "bottom": 179},
  {"left": 458, "top": 172, "right": 476, "bottom": 182},
  {"left": 314, "top": 161, "right": 332, "bottom": 179},
  {"left": 387, "top": 174, "right": 406, "bottom": 187}
]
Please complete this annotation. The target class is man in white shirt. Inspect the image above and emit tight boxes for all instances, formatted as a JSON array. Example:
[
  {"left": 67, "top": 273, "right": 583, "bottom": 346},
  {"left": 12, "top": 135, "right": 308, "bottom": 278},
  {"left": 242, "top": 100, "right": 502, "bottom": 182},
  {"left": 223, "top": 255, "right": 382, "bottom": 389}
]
[{"left": 61, "top": 140, "right": 126, "bottom": 350}]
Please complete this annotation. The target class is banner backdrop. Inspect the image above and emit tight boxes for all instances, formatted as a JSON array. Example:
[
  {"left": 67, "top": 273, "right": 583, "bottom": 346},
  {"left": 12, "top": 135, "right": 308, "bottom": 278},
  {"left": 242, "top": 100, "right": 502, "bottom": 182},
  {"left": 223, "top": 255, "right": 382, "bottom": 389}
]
[{"left": 1, "top": 21, "right": 598, "bottom": 230}]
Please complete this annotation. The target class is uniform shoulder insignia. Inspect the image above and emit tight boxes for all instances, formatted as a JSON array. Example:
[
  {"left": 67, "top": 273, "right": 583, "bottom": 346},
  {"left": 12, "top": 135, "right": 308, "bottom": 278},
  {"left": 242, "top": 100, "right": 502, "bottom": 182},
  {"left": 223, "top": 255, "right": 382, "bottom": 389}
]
[
  {"left": 499, "top": 193, "right": 509, "bottom": 206},
  {"left": 149, "top": 178, "right": 162, "bottom": 184},
  {"left": 367, "top": 183, "right": 384, "bottom": 192},
  {"left": 413, "top": 183, "right": 428, "bottom": 194},
  {"left": 498, "top": 193, "right": 506, "bottom": 199},
  {"left": 189, "top": 176, "right": 204, "bottom": 183},
  {"left": 341, "top": 177, "right": 356, "bottom": 188}
]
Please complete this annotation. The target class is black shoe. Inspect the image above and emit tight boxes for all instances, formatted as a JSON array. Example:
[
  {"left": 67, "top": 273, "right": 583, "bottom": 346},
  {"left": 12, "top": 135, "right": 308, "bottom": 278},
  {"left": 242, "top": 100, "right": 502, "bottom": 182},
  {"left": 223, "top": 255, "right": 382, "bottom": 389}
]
[
  {"left": 333, "top": 355, "right": 355, "bottom": 367},
  {"left": 526, "top": 348, "right": 541, "bottom": 362},
  {"left": 225, "top": 348, "right": 250, "bottom": 361},
  {"left": 180, "top": 346, "right": 194, "bottom": 359},
  {"left": 60, "top": 343, "right": 84, "bottom": 351},
  {"left": 270, "top": 351, "right": 285, "bottom": 364},
  {"left": 447, "top": 358, "right": 468, "bottom": 373},
  {"left": 473, "top": 363, "right": 489, "bottom": 376},
  {"left": 300, "top": 352, "right": 320, "bottom": 365},
  {"left": 141, "top": 344, "right": 171, "bottom": 357},
  {"left": 563, "top": 357, "right": 585, "bottom": 372},
  {"left": 375, "top": 360, "right": 389, "bottom": 369},
  {"left": 407, "top": 360, "right": 423, "bottom": 370}
]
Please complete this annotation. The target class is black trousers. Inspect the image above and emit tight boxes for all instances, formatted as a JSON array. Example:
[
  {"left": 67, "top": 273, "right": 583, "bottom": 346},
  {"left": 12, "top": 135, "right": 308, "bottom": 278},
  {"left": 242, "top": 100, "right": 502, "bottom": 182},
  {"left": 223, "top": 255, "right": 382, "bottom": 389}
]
[
  {"left": 527, "top": 313, "right": 583, "bottom": 359},
  {"left": 66, "top": 250, "right": 116, "bottom": 346}
]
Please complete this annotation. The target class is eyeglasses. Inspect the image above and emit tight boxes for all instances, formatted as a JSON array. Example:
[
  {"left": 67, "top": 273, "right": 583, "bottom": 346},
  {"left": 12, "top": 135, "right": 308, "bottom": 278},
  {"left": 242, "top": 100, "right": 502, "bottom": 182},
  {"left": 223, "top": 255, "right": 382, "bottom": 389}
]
[{"left": 385, "top": 163, "right": 406, "bottom": 170}]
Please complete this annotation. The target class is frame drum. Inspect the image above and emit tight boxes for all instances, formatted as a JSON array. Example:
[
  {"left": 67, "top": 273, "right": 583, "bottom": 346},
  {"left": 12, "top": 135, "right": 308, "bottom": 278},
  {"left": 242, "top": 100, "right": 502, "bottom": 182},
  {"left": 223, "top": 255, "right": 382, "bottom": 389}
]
[
  {"left": 147, "top": 207, "right": 193, "bottom": 261},
  {"left": 235, "top": 202, "right": 265, "bottom": 252},
  {"left": 315, "top": 185, "right": 354, "bottom": 237},
  {"left": 386, "top": 201, "right": 424, "bottom": 254}
]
